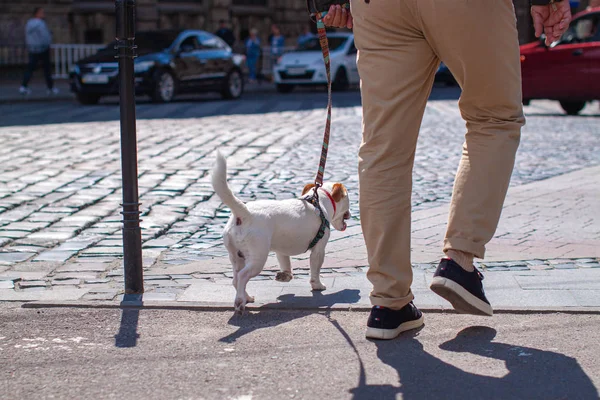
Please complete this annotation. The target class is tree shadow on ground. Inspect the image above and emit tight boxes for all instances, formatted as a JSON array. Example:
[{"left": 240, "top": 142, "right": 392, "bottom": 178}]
[
  {"left": 350, "top": 326, "right": 598, "bottom": 400},
  {"left": 219, "top": 289, "right": 361, "bottom": 343}
]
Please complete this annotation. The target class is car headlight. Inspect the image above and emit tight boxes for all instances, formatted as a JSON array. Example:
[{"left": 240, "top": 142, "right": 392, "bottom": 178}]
[
  {"left": 69, "top": 64, "right": 80, "bottom": 74},
  {"left": 134, "top": 61, "right": 155, "bottom": 73},
  {"left": 232, "top": 54, "right": 246, "bottom": 67}
]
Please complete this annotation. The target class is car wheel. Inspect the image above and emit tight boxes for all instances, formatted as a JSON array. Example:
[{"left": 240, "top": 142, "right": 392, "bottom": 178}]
[
  {"left": 221, "top": 69, "right": 244, "bottom": 100},
  {"left": 276, "top": 84, "right": 295, "bottom": 94},
  {"left": 332, "top": 67, "right": 349, "bottom": 92},
  {"left": 152, "top": 70, "right": 176, "bottom": 103},
  {"left": 559, "top": 100, "right": 586, "bottom": 116},
  {"left": 76, "top": 93, "right": 100, "bottom": 105}
]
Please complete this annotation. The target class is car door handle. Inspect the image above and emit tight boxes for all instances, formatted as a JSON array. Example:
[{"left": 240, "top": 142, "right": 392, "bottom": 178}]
[{"left": 573, "top": 49, "right": 584, "bottom": 56}]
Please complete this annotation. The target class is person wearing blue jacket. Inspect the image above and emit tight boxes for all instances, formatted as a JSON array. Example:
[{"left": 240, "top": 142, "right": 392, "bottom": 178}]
[
  {"left": 20, "top": 7, "right": 58, "bottom": 96},
  {"left": 245, "top": 29, "right": 261, "bottom": 83}
]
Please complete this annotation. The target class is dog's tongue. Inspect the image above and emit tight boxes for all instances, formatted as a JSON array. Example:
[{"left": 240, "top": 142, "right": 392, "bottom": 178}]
[{"left": 341, "top": 222, "right": 347, "bottom": 231}]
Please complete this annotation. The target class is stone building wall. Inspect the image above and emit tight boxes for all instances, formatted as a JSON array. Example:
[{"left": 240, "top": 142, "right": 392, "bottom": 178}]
[{"left": 0, "top": 0, "right": 596, "bottom": 47}]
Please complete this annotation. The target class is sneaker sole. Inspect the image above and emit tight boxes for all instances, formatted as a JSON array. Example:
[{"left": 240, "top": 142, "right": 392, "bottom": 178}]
[
  {"left": 430, "top": 277, "right": 493, "bottom": 316},
  {"left": 365, "top": 315, "right": 424, "bottom": 340}
]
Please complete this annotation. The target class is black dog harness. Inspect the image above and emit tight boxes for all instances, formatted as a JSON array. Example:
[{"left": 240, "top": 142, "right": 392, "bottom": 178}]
[{"left": 300, "top": 188, "right": 336, "bottom": 251}]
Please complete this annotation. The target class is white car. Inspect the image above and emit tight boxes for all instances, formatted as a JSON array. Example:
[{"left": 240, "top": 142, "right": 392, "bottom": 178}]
[{"left": 273, "top": 33, "right": 359, "bottom": 93}]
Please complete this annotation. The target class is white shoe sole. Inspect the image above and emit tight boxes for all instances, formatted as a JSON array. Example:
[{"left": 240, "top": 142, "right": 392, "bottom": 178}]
[
  {"left": 365, "top": 315, "right": 424, "bottom": 340},
  {"left": 430, "top": 276, "right": 493, "bottom": 316}
]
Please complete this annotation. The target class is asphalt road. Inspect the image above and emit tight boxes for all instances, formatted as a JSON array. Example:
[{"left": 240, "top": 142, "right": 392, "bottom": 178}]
[{"left": 1, "top": 303, "right": 598, "bottom": 400}]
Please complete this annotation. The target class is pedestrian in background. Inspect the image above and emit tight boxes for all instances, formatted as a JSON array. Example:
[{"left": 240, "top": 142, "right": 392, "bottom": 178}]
[
  {"left": 20, "top": 7, "right": 58, "bottom": 96},
  {"left": 324, "top": 0, "right": 571, "bottom": 340},
  {"left": 245, "top": 29, "right": 261, "bottom": 84},
  {"left": 297, "top": 25, "right": 315, "bottom": 47},
  {"left": 215, "top": 19, "right": 235, "bottom": 48},
  {"left": 269, "top": 24, "right": 285, "bottom": 73}
]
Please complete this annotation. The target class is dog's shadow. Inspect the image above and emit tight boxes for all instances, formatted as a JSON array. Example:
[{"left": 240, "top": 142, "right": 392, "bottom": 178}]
[{"left": 219, "top": 289, "right": 361, "bottom": 343}]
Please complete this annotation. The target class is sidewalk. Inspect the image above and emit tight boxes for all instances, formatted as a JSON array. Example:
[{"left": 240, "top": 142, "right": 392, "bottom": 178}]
[
  {"left": 0, "top": 78, "right": 278, "bottom": 104},
  {"left": 2, "top": 304, "right": 599, "bottom": 399},
  {"left": 3, "top": 165, "right": 599, "bottom": 310}
]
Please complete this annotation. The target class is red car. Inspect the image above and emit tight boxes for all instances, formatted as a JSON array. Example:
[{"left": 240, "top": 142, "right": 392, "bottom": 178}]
[{"left": 520, "top": 7, "right": 600, "bottom": 115}]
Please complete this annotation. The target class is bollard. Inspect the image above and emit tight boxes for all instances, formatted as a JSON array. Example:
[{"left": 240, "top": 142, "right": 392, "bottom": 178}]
[{"left": 115, "top": 0, "right": 144, "bottom": 294}]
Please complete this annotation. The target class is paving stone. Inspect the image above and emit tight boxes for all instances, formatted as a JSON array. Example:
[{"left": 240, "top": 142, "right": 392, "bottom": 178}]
[
  {"left": 138, "top": 292, "right": 177, "bottom": 301},
  {"left": 56, "top": 263, "right": 109, "bottom": 273},
  {"left": 81, "top": 292, "right": 118, "bottom": 301},
  {"left": 577, "top": 262, "right": 600, "bottom": 268},
  {"left": 0, "top": 231, "right": 29, "bottom": 239},
  {"left": 143, "top": 238, "right": 179, "bottom": 248},
  {"left": 51, "top": 272, "right": 98, "bottom": 281},
  {"left": 19, "top": 280, "right": 47, "bottom": 288},
  {"left": 0, "top": 252, "right": 35, "bottom": 263},
  {"left": 168, "top": 274, "right": 193, "bottom": 280},
  {"left": 55, "top": 241, "right": 96, "bottom": 251},
  {"left": 553, "top": 263, "right": 577, "bottom": 269},
  {"left": 83, "top": 278, "right": 111, "bottom": 284},
  {"left": 1, "top": 222, "right": 49, "bottom": 232},
  {"left": 0, "top": 280, "right": 14, "bottom": 289},
  {"left": 27, "top": 231, "right": 73, "bottom": 240},
  {"left": 144, "top": 280, "right": 190, "bottom": 288},
  {"left": 34, "top": 251, "right": 77, "bottom": 263},
  {"left": 144, "top": 275, "right": 172, "bottom": 281},
  {"left": 51, "top": 279, "right": 81, "bottom": 286}
]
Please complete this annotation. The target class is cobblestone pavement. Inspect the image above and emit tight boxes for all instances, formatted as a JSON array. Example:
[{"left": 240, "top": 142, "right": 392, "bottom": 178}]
[{"left": 0, "top": 91, "right": 599, "bottom": 301}]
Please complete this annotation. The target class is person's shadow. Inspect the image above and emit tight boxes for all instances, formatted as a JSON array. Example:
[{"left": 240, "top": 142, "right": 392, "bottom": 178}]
[
  {"left": 350, "top": 326, "right": 598, "bottom": 399},
  {"left": 219, "top": 289, "right": 361, "bottom": 343}
]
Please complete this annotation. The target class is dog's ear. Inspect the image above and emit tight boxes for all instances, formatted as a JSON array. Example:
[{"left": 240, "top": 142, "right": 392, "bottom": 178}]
[
  {"left": 331, "top": 183, "right": 347, "bottom": 202},
  {"left": 302, "top": 183, "right": 316, "bottom": 196}
]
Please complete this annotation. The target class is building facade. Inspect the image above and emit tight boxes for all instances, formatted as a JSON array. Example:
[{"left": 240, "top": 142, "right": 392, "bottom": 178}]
[{"left": 0, "top": 0, "right": 596, "bottom": 47}]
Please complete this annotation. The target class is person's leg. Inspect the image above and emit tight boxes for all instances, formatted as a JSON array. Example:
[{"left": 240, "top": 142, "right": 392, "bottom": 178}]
[
  {"left": 420, "top": 0, "right": 525, "bottom": 315},
  {"left": 21, "top": 52, "right": 40, "bottom": 88},
  {"left": 420, "top": 0, "right": 525, "bottom": 264},
  {"left": 352, "top": 0, "right": 439, "bottom": 311},
  {"left": 41, "top": 50, "right": 54, "bottom": 90}
]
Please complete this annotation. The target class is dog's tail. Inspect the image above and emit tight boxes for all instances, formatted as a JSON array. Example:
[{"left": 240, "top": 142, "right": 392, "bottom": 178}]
[{"left": 211, "top": 151, "right": 250, "bottom": 220}]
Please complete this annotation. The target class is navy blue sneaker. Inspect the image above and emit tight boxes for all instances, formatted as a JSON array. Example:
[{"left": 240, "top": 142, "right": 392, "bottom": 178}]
[
  {"left": 430, "top": 258, "right": 493, "bottom": 316},
  {"left": 366, "top": 302, "right": 424, "bottom": 340}
]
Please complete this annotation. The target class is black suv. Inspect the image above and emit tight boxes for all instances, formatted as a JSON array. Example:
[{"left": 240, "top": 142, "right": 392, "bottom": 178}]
[{"left": 69, "top": 30, "right": 246, "bottom": 104}]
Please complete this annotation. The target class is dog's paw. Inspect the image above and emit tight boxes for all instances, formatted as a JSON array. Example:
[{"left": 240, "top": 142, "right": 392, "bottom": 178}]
[
  {"left": 275, "top": 271, "right": 293, "bottom": 282},
  {"left": 310, "top": 280, "right": 326, "bottom": 291},
  {"left": 246, "top": 294, "right": 255, "bottom": 303},
  {"left": 234, "top": 297, "right": 246, "bottom": 314}
]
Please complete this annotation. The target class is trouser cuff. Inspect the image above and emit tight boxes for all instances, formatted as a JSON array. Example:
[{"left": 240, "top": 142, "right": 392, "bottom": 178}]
[{"left": 443, "top": 237, "right": 485, "bottom": 259}]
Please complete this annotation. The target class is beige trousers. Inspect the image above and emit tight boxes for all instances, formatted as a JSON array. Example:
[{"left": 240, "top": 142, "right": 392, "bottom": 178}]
[{"left": 352, "top": 0, "right": 526, "bottom": 309}]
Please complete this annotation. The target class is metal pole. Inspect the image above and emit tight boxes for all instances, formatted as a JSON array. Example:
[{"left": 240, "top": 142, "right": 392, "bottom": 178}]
[{"left": 116, "top": 0, "right": 143, "bottom": 294}]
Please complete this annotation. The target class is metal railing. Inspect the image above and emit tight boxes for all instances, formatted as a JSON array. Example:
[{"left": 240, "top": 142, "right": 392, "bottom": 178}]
[{"left": 0, "top": 44, "right": 104, "bottom": 78}]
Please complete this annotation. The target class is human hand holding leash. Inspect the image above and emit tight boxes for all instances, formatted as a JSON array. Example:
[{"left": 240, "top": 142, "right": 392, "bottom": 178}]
[
  {"left": 532, "top": 1, "right": 572, "bottom": 46},
  {"left": 323, "top": 4, "right": 353, "bottom": 29}
]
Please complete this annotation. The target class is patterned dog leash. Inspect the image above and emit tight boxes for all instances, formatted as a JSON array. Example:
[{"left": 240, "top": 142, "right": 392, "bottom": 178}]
[
  {"left": 299, "top": 4, "right": 350, "bottom": 251},
  {"left": 310, "top": 3, "right": 350, "bottom": 192}
]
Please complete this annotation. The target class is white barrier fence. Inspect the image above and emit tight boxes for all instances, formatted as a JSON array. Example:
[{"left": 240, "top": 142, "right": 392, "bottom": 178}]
[{"left": 51, "top": 44, "right": 105, "bottom": 78}]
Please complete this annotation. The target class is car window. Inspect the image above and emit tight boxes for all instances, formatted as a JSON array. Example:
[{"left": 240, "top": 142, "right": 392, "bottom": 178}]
[
  {"left": 179, "top": 35, "right": 200, "bottom": 52},
  {"left": 198, "top": 33, "right": 227, "bottom": 50},
  {"left": 555, "top": 15, "right": 599, "bottom": 45},
  {"left": 295, "top": 37, "right": 348, "bottom": 52}
]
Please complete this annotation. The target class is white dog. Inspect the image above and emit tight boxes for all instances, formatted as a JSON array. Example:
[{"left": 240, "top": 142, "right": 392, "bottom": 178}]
[{"left": 211, "top": 151, "right": 351, "bottom": 312}]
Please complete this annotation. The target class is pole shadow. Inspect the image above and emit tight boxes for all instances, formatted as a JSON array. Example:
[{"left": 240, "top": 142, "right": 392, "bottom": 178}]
[
  {"left": 218, "top": 289, "right": 361, "bottom": 344},
  {"left": 350, "top": 326, "right": 598, "bottom": 399},
  {"left": 114, "top": 294, "right": 142, "bottom": 348}
]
